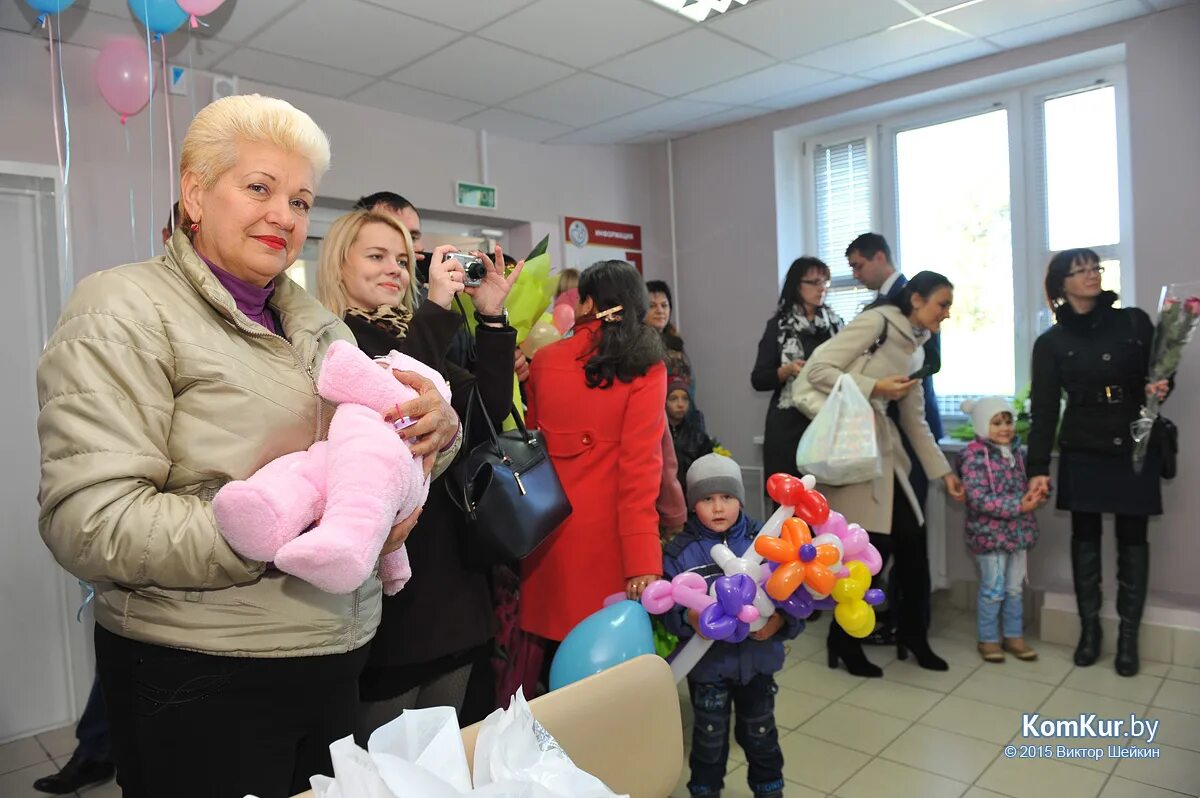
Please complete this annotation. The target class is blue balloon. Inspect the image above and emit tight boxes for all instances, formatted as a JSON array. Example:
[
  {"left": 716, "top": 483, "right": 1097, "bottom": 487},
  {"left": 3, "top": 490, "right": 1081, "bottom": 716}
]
[
  {"left": 549, "top": 600, "right": 654, "bottom": 691},
  {"left": 24, "top": 0, "right": 77, "bottom": 13},
  {"left": 128, "top": 0, "right": 188, "bottom": 35}
]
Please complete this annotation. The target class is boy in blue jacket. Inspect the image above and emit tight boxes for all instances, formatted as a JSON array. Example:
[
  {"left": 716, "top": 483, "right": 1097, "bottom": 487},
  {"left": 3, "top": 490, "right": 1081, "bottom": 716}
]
[{"left": 663, "top": 454, "right": 804, "bottom": 798}]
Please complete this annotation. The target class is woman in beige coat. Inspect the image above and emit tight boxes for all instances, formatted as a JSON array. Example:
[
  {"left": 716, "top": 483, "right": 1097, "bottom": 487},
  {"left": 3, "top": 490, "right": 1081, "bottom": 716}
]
[
  {"left": 799, "top": 271, "right": 964, "bottom": 677},
  {"left": 36, "top": 96, "right": 459, "bottom": 798}
]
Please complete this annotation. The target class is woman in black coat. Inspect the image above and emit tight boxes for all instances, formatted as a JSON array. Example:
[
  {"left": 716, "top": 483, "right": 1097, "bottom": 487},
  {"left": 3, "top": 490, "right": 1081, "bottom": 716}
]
[
  {"left": 751, "top": 257, "right": 844, "bottom": 488},
  {"left": 317, "top": 210, "right": 518, "bottom": 733},
  {"left": 1027, "top": 248, "right": 1170, "bottom": 677}
]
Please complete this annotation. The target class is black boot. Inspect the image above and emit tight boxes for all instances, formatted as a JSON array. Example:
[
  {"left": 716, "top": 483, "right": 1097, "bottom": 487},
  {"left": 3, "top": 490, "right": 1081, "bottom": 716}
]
[
  {"left": 1115, "top": 543, "right": 1149, "bottom": 677},
  {"left": 894, "top": 536, "right": 947, "bottom": 671},
  {"left": 1071, "top": 538, "right": 1103, "bottom": 667},
  {"left": 827, "top": 621, "right": 882, "bottom": 677},
  {"left": 32, "top": 750, "right": 114, "bottom": 795}
]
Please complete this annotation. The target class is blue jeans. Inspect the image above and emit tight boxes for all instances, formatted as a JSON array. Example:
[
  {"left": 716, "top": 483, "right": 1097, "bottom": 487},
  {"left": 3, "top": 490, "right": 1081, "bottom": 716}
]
[
  {"left": 687, "top": 674, "right": 784, "bottom": 797},
  {"left": 976, "top": 550, "right": 1027, "bottom": 643}
]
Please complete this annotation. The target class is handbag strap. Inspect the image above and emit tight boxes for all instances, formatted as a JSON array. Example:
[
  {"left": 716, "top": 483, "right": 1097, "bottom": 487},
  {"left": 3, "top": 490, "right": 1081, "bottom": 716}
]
[{"left": 460, "top": 384, "right": 534, "bottom": 456}]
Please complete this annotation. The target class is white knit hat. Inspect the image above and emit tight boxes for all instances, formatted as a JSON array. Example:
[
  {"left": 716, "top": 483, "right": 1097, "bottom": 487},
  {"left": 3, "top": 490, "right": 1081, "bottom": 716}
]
[{"left": 960, "top": 396, "right": 1013, "bottom": 438}]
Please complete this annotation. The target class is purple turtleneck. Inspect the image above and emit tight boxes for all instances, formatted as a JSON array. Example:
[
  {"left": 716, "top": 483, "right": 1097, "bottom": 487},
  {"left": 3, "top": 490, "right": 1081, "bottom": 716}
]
[{"left": 198, "top": 252, "right": 279, "bottom": 335}]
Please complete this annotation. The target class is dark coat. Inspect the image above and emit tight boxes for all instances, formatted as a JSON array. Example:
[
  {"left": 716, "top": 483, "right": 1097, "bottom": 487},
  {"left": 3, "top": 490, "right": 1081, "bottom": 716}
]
[{"left": 348, "top": 301, "right": 516, "bottom": 700}]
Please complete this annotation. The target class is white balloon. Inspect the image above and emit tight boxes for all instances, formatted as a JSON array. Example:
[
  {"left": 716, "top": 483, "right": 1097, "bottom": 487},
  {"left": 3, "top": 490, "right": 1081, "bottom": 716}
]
[
  {"left": 669, "top": 635, "right": 714, "bottom": 682},
  {"left": 800, "top": 474, "right": 817, "bottom": 490}
]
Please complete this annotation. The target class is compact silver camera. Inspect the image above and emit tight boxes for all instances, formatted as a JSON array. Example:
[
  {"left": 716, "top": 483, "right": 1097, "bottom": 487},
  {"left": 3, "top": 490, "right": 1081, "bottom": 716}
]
[{"left": 446, "top": 252, "right": 488, "bottom": 287}]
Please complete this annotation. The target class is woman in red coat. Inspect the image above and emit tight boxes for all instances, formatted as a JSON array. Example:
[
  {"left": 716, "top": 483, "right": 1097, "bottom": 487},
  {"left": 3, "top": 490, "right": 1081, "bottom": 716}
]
[{"left": 522, "top": 260, "right": 668, "bottom": 643}]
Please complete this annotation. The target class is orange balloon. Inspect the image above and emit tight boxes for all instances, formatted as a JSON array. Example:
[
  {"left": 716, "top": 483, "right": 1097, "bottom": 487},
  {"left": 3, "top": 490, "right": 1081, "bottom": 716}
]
[
  {"left": 781, "top": 517, "right": 812, "bottom": 546},
  {"left": 766, "top": 561, "right": 805, "bottom": 601},
  {"left": 756, "top": 536, "right": 797, "bottom": 562},
  {"left": 804, "top": 562, "right": 836, "bottom": 596},
  {"left": 815, "top": 544, "right": 841, "bottom": 567}
]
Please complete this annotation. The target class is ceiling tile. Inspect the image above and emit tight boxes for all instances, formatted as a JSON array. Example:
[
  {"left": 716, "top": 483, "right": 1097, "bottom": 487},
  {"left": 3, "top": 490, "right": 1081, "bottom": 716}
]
[
  {"left": 477, "top": 0, "right": 691, "bottom": 68},
  {"left": 246, "top": 0, "right": 459, "bottom": 77},
  {"left": 606, "top": 98, "right": 734, "bottom": 131},
  {"left": 74, "top": 0, "right": 136, "bottom": 17},
  {"left": 625, "top": 131, "right": 671, "bottom": 144},
  {"left": 902, "top": 0, "right": 975, "bottom": 10},
  {"left": 392, "top": 36, "right": 574, "bottom": 104},
  {"left": 503, "top": 73, "right": 662, "bottom": 126},
  {"left": 218, "top": 48, "right": 375, "bottom": 96},
  {"left": 683, "top": 63, "right": 838, "bottom": 104},
  {"left": 364, "top": 0, "right": 533, "bottom": 32},
  {"left": 454, "top": 107, "right": 573, "bottom": 142},
  {"left": 755, "top": 75, "right": 878, "bottom": 109},
  {"left": 796, "top": 19, "right": 971, "bottom": 75},
  {"left": 192, "top": 0, "right": 302, "bottom": 45},
  {"left": 858, "top": 38, "right": 1000, "bottom": 82},
  {"left": 593, "top": 28, "right": 773, "bottom": 97},
  {"left": 663, "top": 104, "right": 769, "bottom": 132},
  {"left": 938, "top": 0, "right": 1117, "bottom": 37},
  {"left": 349, "top": 81, "right": 484, "bottom": 121},
  {"left": 706, "top": 0, "right": 916, "bottom": 60},
  {"left": 1145, "top": 0, "right": 1195, "bottom": 8},
  {"left": 988, "top": 0, "right": 1150, "bottom": 48},
  {"left": 547, "top": 128, "right": 639, "bottom": 145}
]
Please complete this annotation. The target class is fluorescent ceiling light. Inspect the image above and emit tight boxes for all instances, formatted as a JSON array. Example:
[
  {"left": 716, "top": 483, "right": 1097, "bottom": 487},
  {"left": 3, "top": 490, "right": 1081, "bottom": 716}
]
[{"left": 646, "top": 0, "right": 760, "bottom": 23}]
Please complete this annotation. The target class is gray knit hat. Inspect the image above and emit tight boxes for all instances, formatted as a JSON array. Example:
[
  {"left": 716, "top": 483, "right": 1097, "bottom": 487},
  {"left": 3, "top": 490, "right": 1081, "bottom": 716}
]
[{"left": 686, "top": 453, "right": 745, "bottom": 508}]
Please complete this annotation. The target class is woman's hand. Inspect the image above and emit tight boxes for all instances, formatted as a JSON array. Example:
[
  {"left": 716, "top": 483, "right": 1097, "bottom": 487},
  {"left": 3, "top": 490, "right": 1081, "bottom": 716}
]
[
  {"left": 381, "top": 506, "right": 422, "bottom": 556},
  {"left": 1146, "top": 379, "right": 1169, "bottom": 402},
  {"left": 871, "top": 375, "right": 918, "bottom": 401},
  {"left": 1027, "top": 475, "right": 1052, "bottom": 502},
  {"left": 943, "top": 474, "right": 965, "bottom": 502},
  {"left": 626, "top": 574, "right": 657, "bottom": 601},
  {"left": 385, "top": 370, "right": 458, "bottom": 476},
  {"left": 426, "top": 245, "right": 465, "bottom": 309},
  {"left": 514, "top": 349, "right": 531, "bottom": 383},
  {"left": 777, "top": 359, "right": 805, "bottom": 383},
  {"left": 749, "top": 613, "right": 784, "bottom": 641},
  {"left": 466, "top": 245, "right": 524, "bottom": 318}
]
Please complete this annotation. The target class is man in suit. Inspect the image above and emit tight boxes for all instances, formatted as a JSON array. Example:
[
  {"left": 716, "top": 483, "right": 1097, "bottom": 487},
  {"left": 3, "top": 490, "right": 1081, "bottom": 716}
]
[{"left": 846, "top": 233, "right": 945, "bottom": 643}]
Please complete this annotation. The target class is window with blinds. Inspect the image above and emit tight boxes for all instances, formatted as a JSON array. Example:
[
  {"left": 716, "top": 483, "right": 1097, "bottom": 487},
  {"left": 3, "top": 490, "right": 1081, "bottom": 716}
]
[{"left": 814, "top": 138, "right": 873, "bottom": 322}]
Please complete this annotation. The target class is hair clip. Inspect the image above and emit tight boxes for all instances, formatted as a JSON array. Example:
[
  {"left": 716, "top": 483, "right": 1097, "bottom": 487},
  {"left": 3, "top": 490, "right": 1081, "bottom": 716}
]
[{"left": 595, "top": 304, "right": 624, "bottom": 323}]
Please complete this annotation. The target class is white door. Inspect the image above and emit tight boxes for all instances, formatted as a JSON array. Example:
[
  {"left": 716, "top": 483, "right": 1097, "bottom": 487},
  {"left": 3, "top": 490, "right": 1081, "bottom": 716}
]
[{"left": 0, "top": 166, "right": 87, "bottom": 743}]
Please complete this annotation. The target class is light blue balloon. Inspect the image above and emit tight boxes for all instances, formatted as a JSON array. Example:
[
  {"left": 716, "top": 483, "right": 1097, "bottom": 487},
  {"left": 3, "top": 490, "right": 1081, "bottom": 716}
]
[
  {"left": 128, "top": 0, "right": 188, "bottom": 35},
  {"left": 24, "top": 0, "right": 77, "bottom": 13},
  {"left": 549, "top": 600, "right": 654, "bottom": 691}
]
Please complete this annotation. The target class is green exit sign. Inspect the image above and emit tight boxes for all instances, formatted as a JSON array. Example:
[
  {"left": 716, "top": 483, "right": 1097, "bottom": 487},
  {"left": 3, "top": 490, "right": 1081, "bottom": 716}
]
[{"left": 455, "top": 181, "right": 497, "bottom": 210}]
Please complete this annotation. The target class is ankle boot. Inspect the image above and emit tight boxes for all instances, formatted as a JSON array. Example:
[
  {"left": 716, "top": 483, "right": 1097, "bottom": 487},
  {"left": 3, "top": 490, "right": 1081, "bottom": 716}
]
[
  {"left": 827, "top": 621, "right": 882, "bottom": 677},
  {"left": 894, "top": 542, "right": 948, "bottom": 671},
  {"left": 1070, "top": 538, "right": 1103, "bottom": 667},
  {"left": 1115, "top": 543, "right": 1149, "bottom": 677}
]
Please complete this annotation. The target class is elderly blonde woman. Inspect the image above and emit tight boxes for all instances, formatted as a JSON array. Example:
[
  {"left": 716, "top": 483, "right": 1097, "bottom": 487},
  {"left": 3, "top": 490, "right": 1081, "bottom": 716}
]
[
  {"left": 36, "top": 95, "right": 458, "bottom": 798},
  {"left": 315, "top": 209, "right": 521, "bottom": 733}
]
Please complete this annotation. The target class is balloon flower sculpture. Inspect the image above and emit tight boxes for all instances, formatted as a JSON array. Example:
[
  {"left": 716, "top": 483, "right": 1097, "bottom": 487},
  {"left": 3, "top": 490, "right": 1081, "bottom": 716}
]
[{"left": 640, "top": 473, "right": 887, "bottom": 681}]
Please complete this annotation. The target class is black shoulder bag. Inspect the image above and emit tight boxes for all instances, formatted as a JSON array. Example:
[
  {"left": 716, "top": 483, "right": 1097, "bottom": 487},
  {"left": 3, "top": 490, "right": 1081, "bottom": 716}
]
[{"left": 447, "top": 386, "right": 573, "bottom": 563}]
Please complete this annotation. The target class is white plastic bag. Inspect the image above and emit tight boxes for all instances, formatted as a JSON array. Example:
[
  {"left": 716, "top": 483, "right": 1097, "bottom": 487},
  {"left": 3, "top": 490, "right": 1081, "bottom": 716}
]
[
  {"left": 795, "top": 373, "right": 881, "bottom": 486},
  {"left": 369, "top": 707, "right": 475, "bottom": 797},
  {"left": 473, "top": 689, "right": 627, "bottom": 798}
]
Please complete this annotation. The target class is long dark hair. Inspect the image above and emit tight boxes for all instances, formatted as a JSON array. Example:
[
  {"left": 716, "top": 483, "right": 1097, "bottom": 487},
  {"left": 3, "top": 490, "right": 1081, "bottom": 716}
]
[
  {"left": 580, "top": 261, "right": 665, "bottom": 388},
  {"left": 1044, "top": 248, "right": 1100, "bottom": 309},
  {"left": 882, "top": 270, "right": 954, "bottom": 316},
  {"left": 777, "top": 256, "right": 830, "bottom": 317}
]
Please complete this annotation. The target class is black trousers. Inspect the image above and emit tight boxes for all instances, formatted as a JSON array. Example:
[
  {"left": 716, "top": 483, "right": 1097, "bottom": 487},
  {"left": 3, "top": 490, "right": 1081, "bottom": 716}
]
[
  {"left": 95, "top": 624, "right": 368, "bottom": 798},
  {"left": 869, "top": 480, "right": 932, "bottom": 637},
  {"left": 687, "top": 675, "right": 784, "bottom": 797},
  {"left": 1071, "top": 512, "right": 1149, "bottom": 546},
  {"left": 75, "top": 676, "right": 111, "bottom": 763}
]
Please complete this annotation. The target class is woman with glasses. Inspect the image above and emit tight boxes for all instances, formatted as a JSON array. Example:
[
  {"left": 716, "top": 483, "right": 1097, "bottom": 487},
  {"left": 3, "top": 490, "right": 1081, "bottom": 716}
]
[
  {"left": 1027, "top": 249, "right": 1170, "bottom": 678},
  {"left": 751, "top": 257, "right": 844, "bottom": 490}
]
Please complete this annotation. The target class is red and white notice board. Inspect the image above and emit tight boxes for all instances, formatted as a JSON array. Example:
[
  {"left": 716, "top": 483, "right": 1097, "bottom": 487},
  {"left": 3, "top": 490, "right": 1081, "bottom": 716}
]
[{"left": 563, "top": 216, "right": 643, "bottom": 274}]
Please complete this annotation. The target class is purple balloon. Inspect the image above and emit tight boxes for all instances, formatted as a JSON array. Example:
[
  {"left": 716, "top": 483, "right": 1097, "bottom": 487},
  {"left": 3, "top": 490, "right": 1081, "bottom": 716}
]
[
  {"left": 799, "top": 543, "right": 817, "bottom": 562},
  {"left": 812, "top": 596, "right": 838, "bottom": 611},
  {"left": 725, "top": 620, "right": 751, "bottom": 644},
  {"left": 775, "top": 589, "right": 814, "bottom": 619},
  {"left": 715, "top": 573, "right": 757, "bottom": 616},
  {"left": 865, "top": 588, "right": 886, "bottom": 607}
]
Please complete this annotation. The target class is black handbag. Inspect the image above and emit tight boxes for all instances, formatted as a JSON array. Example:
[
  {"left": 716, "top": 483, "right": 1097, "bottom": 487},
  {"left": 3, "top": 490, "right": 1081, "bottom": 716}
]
[
  {"left": 447, "top": 386, "right": 572, "bottom": 563},
  {"left": 1159, "top": 416, "right": 1178, "bottom": 480}
]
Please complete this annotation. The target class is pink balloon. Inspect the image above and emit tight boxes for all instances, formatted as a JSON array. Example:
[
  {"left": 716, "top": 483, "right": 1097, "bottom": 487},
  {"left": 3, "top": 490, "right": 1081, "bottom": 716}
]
[
  {"left": 177, "top": 0, "right": 225, "bottom": 27},
  {"left": 856, "top": 544, "right": 884, "bottom": 576},
  {"left": 602, "top": 591, "right": 627, "bottom": 608},
  {"left": 552, "top": 303, "right": 575, "bottom": 334},
  {"left": 737, "top": 605, "right": 760, "bottom": 624},
  {"left": 639, "top": 581, "right": 674, "bottom": 614},
  {"left": 842, "top": 526, "right": 869, "bottom": 557},
  {"left": 94, "top": 37, "right": 151, "bottom": 123},
  {"left": 815, "top": 510, "right": 848, "bottom": 540}
]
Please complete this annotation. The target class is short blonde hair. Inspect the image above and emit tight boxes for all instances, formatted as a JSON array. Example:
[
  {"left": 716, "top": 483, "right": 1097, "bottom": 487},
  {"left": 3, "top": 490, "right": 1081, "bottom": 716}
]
[
  {"left": 179, "top": 94, "right": 331, "bottom": 228},
  {"left": 317, "top": 210, "right": 417, "bottom": 319},
  {"left": 556, "top": 268, "right": 580, "bottom": 297}
]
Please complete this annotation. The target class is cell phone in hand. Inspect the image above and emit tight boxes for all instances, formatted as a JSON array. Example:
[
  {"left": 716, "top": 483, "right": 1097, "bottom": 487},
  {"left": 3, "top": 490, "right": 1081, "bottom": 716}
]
[{"left": 908, "top": 364, "right": 936, "bottom": 381}]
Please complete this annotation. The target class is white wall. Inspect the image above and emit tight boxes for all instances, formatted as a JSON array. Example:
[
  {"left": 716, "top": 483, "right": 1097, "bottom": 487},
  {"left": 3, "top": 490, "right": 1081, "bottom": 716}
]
[
  {"left": 0, "top": 28, "right": 673, "bottom": 283},
  {"left": 669, "top": 5, "right": 1200, "bottom": 605}
]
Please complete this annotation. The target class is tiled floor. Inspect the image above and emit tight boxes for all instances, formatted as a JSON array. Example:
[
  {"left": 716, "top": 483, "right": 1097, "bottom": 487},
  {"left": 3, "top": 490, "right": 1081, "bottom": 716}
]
[
  {"left": 2, "top": 604, "right": 1197, "bottom": 798},
  {"left": 668, "top": 605, "right": 1200, "bottom": 798}
]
